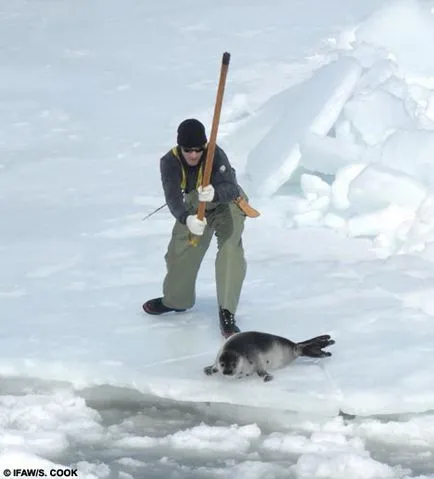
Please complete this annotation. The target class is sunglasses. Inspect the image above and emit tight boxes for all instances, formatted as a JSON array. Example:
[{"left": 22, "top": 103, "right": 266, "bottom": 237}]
[{"left": 182, "top": 147, "right": 205, "bottom": 153}]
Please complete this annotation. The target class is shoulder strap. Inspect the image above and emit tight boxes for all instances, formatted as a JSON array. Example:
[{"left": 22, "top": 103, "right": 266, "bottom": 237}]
[
  {"left": 171, "top": 146, "right": 187, "bottom": 190},
  {"left": 171, "top": 146, "right": 203, "bottom": 191}
]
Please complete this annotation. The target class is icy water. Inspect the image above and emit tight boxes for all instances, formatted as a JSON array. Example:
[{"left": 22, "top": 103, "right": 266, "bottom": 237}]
[{"left": 1, "top": 378, "right": 433, "bottom": 479}]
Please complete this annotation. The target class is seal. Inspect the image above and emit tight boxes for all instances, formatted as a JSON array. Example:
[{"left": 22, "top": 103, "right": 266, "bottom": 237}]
[{"left": 203, "top": 331, "right": 335, "bottom": 381}]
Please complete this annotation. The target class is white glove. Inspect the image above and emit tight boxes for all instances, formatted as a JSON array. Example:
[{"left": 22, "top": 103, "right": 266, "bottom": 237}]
[
  {"left": 198, "top": 184, "right": 215, "bottom": 202},
  {"left": 186, "top": 214, "right": 207, "bottom": 236}
]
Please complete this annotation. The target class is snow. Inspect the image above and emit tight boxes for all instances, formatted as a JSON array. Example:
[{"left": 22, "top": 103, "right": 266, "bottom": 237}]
[
  {"left": 354, "top": 0, "right": 434, "bottom": 82},
  {"left": 2, "top": 0, "right": 434, "bottom": 476}
]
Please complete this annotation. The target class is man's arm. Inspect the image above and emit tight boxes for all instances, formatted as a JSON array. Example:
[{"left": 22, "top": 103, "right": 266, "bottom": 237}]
[
  {"left": 160, "top": 153, "right": 189, "bottom": 224},
  {"left": 210, "top": 146, "right": 239, "bottom": 203}
]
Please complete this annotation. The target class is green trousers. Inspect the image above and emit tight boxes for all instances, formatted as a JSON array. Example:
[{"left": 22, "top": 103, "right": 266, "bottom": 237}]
[{"left": 162, "top": 196, "right": 247, "bottom": 314}]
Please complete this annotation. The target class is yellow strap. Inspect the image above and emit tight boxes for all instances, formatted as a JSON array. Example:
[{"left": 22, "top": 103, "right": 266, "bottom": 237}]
[{"left": 171, "top": 146, "right": 203, "bottom": 191}]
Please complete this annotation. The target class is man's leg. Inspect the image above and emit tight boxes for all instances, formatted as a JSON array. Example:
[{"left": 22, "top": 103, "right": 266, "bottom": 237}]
[
  {"left": 162, "top": 220, "right": 213, "bottom": 309},
  {"left": 209, "top": 202, "right": 247, "bottom": 315}
]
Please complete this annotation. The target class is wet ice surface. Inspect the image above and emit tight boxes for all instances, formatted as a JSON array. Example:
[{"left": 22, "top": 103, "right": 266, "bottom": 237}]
[{"left": 1, "top": 379, "right": 433, "bottom": 479}]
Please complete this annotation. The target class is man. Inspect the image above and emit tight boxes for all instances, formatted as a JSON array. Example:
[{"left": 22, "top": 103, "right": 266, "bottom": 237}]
[{"left": 143, "top": 118, "right": 249, "bottom": 338}]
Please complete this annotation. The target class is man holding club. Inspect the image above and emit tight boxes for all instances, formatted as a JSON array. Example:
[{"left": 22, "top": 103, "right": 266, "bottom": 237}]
[{"left": 143, "top": 118, "right": 250, "bottom": 338}]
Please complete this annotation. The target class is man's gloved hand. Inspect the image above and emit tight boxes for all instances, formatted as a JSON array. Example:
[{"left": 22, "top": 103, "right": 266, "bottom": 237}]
[
  {"left": 198, "top": 184, "right": 215, "bottom": 202},
  {"left": 186, "top": 214, "right": 207, "bottom": 236}
]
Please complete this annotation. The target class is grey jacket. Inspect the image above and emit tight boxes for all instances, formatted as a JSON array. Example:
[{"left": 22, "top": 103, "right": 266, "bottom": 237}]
[{"left": 160, "top": 145, "right": 239, "bottom": 224}]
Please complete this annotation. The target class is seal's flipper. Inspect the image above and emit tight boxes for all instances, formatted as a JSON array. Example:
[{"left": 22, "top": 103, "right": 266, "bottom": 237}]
[
  {"left": 298, "top": 335, "right": 334, "bottom": 347},
  {"left": 204, "top": 365, "right": 218, "bottom": 376},
  {"left": 257, "top": 369, "right": 273, "bottom": 382},
  {"left": 297, "top": 336, "right": 335, "bottom": 358},
  {"left": 303, "top": 348, "right": 332, "bottom": 358}
]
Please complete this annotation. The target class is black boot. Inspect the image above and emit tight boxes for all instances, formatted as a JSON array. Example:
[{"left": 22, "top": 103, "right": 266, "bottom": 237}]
[
  {"left": 143, "top": 297, "right": 186, "bottom": 315},
  {"left": 219, "top": 307, "right": 240, "bottom": 338}
]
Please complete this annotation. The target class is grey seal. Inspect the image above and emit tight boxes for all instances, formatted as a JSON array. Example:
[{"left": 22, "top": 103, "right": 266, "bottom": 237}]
[{"left": 204, "top": 331, "right": 335, "bottom": 381}]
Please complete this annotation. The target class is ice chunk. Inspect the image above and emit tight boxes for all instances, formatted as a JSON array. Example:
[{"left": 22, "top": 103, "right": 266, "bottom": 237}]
[
  {"left": 347, "top": 204, "right": 414, "bottom": 238},
  {"left": 348, "top": 164, "right": 427, "bottom": 213},
  {"left": 331, "top": 164, "right": 367, "bottom": 210},
  {"left": 343, "top": 90, "right": 414, "bottom": 146},
  {"left": 379, "top": 129, "right": 434, "bottom": 187},
  {"left": 300, "top": 173, "right": 331, "bottom": 200},
  {"left": 245, "top": 56, "right": 362, "bottom": 196},
  {"left": 300, "top": 134, "right": 365, "bottom": 175}
]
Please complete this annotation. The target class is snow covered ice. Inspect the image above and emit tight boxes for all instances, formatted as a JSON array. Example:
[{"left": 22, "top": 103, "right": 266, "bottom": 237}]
[{"left": 1, "top": 0, "right": 434, "bottom": 477}]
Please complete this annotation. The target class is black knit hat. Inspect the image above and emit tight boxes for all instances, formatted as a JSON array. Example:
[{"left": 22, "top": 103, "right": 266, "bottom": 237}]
[{"left": 177, "top": 119, "right": 207, "bottom": 148}]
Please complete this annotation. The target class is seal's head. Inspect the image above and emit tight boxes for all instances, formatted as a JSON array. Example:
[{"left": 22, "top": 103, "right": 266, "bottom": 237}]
[{"left": 218, "top": 350, "right": 240, "bottom": 376}]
